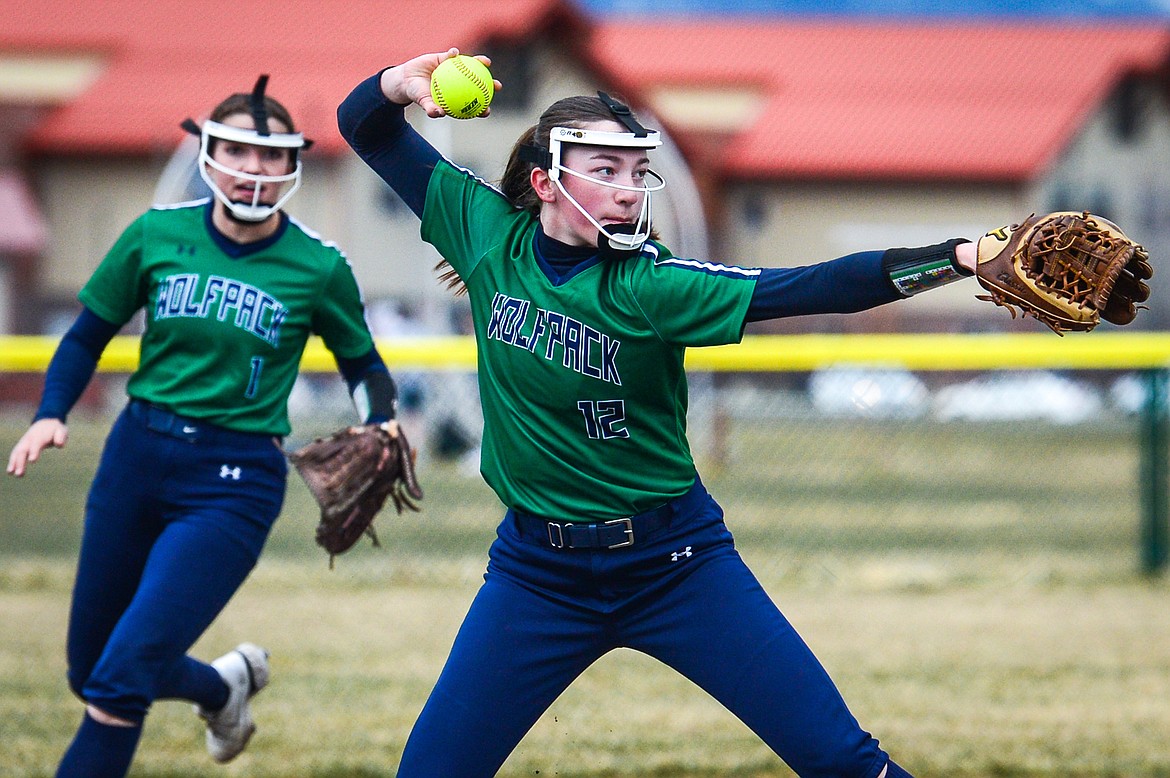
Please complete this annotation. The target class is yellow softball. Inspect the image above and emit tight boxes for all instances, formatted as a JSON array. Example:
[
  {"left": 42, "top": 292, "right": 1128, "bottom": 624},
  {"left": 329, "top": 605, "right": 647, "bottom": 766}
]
[{"left": 430, "top": 55, "right": 494, "bottom": 120}]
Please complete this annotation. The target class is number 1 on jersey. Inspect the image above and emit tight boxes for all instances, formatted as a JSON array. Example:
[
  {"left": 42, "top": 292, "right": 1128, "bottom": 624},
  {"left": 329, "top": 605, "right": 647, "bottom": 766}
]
[
  {"left": 577, "top": 399, "right": 630, "bottom": 440},
  {"left": 245, "top": 356, "right": 264, "bottom": 398}
]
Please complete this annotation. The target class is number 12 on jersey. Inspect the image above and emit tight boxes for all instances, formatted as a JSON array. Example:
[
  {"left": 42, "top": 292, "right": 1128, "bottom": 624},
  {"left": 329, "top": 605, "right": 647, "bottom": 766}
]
[{"left": 577, "top": 399, "right": 629, "bottom": 440}]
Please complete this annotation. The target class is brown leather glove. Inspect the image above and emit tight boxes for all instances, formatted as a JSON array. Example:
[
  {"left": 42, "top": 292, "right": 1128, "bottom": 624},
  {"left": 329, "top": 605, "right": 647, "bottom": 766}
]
[
  {"left": 975, "top": 211, "right": 1152, "bottom": 334},
  {"left": 288, "top": 421, "right": 422, "bottom": 566}
]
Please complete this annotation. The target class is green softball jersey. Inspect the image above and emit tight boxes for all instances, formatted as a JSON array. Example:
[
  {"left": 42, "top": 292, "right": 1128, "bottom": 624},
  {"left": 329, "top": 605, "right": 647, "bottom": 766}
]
[
  {"left": 79, "top": 200, "right": 374, "bottom": 435},
  {"left": 421, "top": 161, "right": 758, "bottom": 519}
]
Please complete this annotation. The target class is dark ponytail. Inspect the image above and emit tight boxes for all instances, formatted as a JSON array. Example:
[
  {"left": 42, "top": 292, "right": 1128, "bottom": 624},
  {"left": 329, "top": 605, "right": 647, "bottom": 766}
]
[{"left": 499, "top": 125, "right": 541, "bottom": 216}]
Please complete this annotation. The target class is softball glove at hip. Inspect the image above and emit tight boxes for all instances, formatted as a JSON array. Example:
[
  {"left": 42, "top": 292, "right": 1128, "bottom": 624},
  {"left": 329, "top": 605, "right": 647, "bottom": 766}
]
[
  {"left": 288, "top": 421, "right": 422, "bottom": 566},
  {"left": 974, "top": 211, "right": 1152, "bottom": 334}
]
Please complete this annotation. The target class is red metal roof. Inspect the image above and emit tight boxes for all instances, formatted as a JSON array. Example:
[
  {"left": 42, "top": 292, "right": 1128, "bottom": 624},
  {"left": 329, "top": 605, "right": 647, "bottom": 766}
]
[
  {"left": 1, "top": 0, "right": 586, "bottom": 156},
  {"left": 6, "top": 6, "right": 1168, "bottom": 182},
  {"left": 589, "top": 19, "right": 1170, "bottom": 181}
]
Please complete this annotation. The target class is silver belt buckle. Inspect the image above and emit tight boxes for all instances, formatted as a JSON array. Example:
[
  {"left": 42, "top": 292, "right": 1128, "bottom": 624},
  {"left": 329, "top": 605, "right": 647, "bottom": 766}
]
[
  {"left": 547, "top": 522, "right": 565, "bottom": 549},
  {"left": 604, "top": 517, "right": 634, "bottom": 548}
]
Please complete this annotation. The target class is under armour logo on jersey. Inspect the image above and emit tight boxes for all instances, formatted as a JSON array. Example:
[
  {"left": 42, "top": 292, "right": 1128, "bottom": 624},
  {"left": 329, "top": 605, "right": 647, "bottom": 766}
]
[
  {"left": 220, "top": 465, "right": 242, "bottom": 480},
  {"left": 671, "top": 546, "right": 693, "bottom": 562}
]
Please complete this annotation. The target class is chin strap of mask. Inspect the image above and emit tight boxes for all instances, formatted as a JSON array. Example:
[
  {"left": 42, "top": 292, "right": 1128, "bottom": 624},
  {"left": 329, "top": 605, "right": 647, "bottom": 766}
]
[
  {"left": 596, "top": 223, "right": 645, "bottom": 261},
  {"left": 597, "top": 92, "right": 654, "bottom": 258}
]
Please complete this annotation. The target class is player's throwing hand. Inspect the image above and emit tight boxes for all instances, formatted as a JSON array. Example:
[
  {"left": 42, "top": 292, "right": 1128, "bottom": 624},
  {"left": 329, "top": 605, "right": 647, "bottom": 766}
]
[{"left": 378, "top": 47, "right": 501, "bottom": 120}]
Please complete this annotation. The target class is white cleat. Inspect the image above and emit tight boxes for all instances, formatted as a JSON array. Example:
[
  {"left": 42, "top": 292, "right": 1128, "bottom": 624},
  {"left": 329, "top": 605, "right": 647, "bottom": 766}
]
[{"left": 195, "top": 643, "right": 270, "bottom": 763}]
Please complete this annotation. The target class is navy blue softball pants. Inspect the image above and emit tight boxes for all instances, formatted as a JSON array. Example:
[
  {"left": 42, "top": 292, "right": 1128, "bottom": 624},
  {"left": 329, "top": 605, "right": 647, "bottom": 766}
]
[
  {"left": 398, "top": 477, "right": 901, "bottom": 778},
  {"left": 65, "top": 400, "right": 286, "bottom": 723}
]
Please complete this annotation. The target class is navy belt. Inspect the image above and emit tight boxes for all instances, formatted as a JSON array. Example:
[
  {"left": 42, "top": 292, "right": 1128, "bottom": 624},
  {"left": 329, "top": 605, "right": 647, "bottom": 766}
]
[
  {"left": 127, "top": 399, "right": 277, "bottom": 446},
  {"left": 511, "top": 500, "right": 675, "bottom": 550}
]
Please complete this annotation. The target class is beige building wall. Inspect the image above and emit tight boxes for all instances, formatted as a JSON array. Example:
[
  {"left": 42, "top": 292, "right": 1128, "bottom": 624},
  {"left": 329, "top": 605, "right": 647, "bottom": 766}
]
[
  {"left": 37, "top": 159, "right": 159, "bottom": 300},
  {"left": 721, "top": 181, "right": 1023, "bottom": 326},
  {"left": 1035, "top": 76, "right": 1170, "bottom": 328}
]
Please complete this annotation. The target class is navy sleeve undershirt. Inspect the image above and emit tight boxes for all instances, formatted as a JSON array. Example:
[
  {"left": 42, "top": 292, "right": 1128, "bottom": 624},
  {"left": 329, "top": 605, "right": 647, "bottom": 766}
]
[
  {"left": 337, "top": 72, "right": 440, "bottom": 218},
  {"left": 35, "top": 307, "right": 121, "bottom": 422},
  {"left": 335, "top": 347, "right": 387, "bottom": 391},
  {"left": 745, "top": 251, "right": 901, "bottom": 322},
  {"left": 335, "top": 347, "right": 395, "bottom": 424}
]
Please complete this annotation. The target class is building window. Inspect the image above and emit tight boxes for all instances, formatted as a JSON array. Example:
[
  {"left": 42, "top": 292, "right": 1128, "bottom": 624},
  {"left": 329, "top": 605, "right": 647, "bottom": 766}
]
[
  {"left": 740, "top": 194, "right": 767, "bottom": 233},
  {"left": 482, "top": 42, "right": 532, "bottom": 112},
  {"left": 378, "top": 183, "right": 409, "bottom": 216},
  {"left": 1112, "top": 75, "right": 1144, "bottom": 144}
]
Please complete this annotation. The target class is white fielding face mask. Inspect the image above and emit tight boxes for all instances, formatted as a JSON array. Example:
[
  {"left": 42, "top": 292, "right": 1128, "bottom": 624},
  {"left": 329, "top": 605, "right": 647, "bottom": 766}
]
[
  {"left": 547, "top": 126, "right": 666, "bottom": 252},
  {"left": 197, "top": 119, "right": 306, "bottom": 222}
]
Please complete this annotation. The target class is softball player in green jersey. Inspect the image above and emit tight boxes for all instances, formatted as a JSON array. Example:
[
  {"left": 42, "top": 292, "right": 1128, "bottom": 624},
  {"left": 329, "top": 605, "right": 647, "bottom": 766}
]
[
  {"left": 8, "top": 76, "right": 401, "bottom": 777},
  {"left": 340, "top": 48, "right": 981, "bottom": 778}
]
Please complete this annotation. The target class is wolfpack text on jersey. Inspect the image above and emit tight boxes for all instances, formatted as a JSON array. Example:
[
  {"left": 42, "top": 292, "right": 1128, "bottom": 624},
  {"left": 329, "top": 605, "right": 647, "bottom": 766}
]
[
  {"left": 421, "top": 161, "right": 756, "bottom": 519},
  {"left": 79, "top": 200, "right": 373, "bottom": 434}
]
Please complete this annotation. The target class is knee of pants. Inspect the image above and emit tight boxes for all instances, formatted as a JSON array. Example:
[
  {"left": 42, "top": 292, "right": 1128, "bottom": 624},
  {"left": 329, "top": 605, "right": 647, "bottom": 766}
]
[
  {"left": 79, "top": 675, "right": 151, "bottom": 725},
  {"left": 783, "top": 739, "right": 888, "bottom": 778},
  {"left": 77, "top": 646, "right": 170, "bottom": 724}
]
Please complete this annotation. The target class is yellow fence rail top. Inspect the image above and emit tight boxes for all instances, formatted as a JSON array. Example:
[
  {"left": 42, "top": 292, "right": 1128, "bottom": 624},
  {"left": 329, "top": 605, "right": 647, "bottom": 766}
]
[{"left": 2, "top": 332, "right": 1170, "bottom": 373}]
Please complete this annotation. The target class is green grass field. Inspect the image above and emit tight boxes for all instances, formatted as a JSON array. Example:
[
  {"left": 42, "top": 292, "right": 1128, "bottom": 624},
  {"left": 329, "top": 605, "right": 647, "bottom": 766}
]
[{"left": 2, "top": 411, "right": 1169, "bottom": 777}]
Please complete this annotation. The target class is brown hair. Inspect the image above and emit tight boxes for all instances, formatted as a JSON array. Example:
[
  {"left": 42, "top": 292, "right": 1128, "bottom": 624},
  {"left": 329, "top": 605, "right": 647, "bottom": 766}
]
[
  {"left": 203, "top": 89, "right": 299, "bottom": 171},
  {"left": 209, "top": 91, "right": 297, "bottom": 132},
  {"left": 499, "top": 95, "right": 629, "bottom": 216},
  {"left": 437, "top": 94, "right": 637, "bottom": 294}
]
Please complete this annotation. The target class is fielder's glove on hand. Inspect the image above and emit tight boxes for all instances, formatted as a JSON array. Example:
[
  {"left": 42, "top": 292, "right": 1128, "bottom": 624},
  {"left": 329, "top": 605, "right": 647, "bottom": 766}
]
[
  {"left": 975, "top": 211, "right": 1152, "bottom": 334},
  {"left": 288, "top": 421, "right": 422, "bottom": 567}
]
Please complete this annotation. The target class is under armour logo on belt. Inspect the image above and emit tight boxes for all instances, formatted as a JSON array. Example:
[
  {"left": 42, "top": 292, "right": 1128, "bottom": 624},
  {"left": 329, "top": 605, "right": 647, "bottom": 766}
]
[
  {"left": 220, "top": 465, "right": 242, "bottom": 480},
  {"left": 671, "top": 546, "right": 693, "bottom": 562}
]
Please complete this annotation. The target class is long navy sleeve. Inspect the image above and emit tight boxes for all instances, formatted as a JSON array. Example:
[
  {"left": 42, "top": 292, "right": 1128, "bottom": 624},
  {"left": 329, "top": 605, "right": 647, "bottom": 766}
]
[
  {"left": 745, "top": 251, "right": 901, "bottom": 322},
  {"left": 35, "top": 307, "right": 120, "bottom": 422},
  {"left": 337, "top": 72, "right": 440, "bottom": 218},
  {"left": 335, "top": 347, "right": 396, "bottom": 423}
]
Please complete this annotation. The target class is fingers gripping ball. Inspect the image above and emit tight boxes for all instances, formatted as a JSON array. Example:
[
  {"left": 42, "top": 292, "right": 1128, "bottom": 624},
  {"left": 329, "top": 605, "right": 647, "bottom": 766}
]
[
  {"left": 430, "top": 55, "right": 494, "bottom": 119},
  {"left": 974, "top": 211, "right": 1152, "bottom": 334}
]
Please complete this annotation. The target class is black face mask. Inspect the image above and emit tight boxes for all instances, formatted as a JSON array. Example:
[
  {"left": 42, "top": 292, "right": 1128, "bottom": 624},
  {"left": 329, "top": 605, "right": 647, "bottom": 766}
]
[{"left": 596, "top": 223, "right": 645, "bottom": 261}]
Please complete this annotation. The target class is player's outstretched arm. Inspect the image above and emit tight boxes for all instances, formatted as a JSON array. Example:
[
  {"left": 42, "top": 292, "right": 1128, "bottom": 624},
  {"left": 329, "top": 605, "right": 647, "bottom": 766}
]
[{"left": 7, "top": 418, "right": 69, "bottom": 477}]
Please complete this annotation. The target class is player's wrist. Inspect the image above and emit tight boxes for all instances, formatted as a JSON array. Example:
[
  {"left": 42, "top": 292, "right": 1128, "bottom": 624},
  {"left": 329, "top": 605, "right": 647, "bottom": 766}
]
[
  {"left": 882, "top": 238, "right": 973, "bottom": 297},
  {"left": 954, "top": 241, "right": 977, "bottom": 273},
  {"left": 351, "top": 368, "right": 399, "bottom": 423},
  {"left": 378, "top": 66, "right": 412, "bottom": 106}
]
